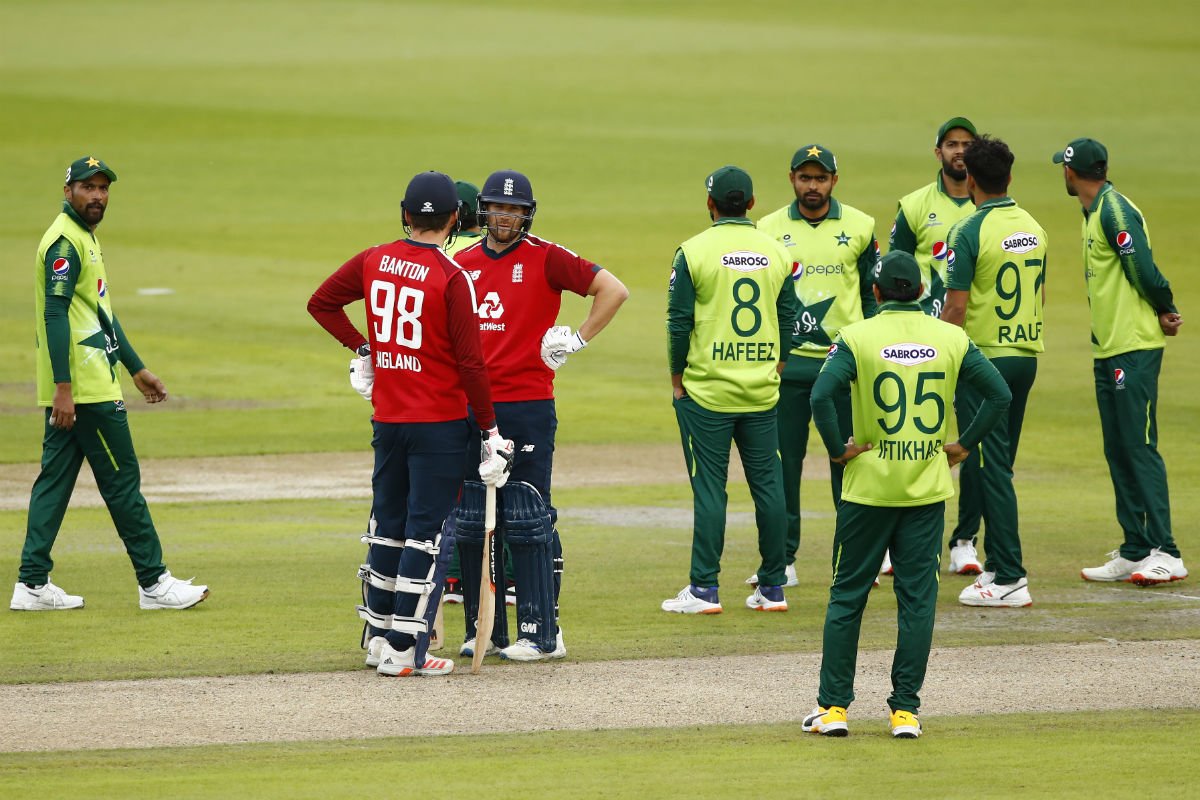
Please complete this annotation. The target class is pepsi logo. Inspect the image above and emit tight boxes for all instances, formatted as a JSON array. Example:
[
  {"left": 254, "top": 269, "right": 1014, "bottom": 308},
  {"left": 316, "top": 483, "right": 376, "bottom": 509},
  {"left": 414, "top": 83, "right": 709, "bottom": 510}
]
[
  {"left": 946, "top": 249, "right": 956, "bottom": 266},
  {"left": 1116, "top": 231, "right": 1133, "bottom": 249},
  {"left": 669, "top": 268, "right": 676, "bottom": 287},
  {"left": 52, "top": 258, "right": 70, "bottom": 275},
  {"left": 1114, "top": 369, "right": 1125, "bottom": 385},
  {"left": 97, "top": 278, "right": 107, "bottom": 297},
  {"left": 889, "top": 221, "right": 896, "bottom": 237},
  {"left": 792, "top": 261, "right": 803, "bottom": 282},
  {"left": 932, "top": 241, "right": 949, "bottom": 261}
]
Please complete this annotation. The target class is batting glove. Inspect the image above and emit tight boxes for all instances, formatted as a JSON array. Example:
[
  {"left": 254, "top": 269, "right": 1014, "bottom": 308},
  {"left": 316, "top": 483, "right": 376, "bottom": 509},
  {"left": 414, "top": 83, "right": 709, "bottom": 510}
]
[
  {"left": 479, "top": 426, "right": 515, "bottom": 487},
  {"left": 540, "top": 325, "right": 588, "bottom": 371},
  {"left": 349, "top": 344, "right": 374, "bottom": 402}
]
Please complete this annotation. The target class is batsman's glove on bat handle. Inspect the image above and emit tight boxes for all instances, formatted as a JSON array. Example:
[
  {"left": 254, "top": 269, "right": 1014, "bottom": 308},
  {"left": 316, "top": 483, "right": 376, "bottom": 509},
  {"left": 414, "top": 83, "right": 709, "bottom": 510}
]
[
  {"left": 479, "top": 426, "right": 515, "bottom": 488},
  {"left": 540, "top": 325, "right": 587, "bottom": 371},
  {"left": 350, "top": 343, "right": 374, "bottom": 402}
]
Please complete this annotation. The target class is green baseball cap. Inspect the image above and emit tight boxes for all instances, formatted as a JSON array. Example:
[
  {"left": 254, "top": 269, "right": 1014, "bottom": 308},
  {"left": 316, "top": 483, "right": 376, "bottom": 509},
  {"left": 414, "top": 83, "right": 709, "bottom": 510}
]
[
  {"left": 1052, "top": 137, "right": 1108, "bottom": 178},
  {"left": 454, "top": 180, "right": 479, "bottom": 213},
  {"left": 65, "top": 156, "right": 117, "bottom": 184},
  {"left": 935, "top": 116, "right": 977, "bottom": 147},
  {"left": 706, "top": 165, "right": 752, "bottom": 205},
  {"left": 790, "top": 143, "right": 837, "bottom": 173},
  {"left": 873, "top": 250, "right": 922, "bottom": 292}
]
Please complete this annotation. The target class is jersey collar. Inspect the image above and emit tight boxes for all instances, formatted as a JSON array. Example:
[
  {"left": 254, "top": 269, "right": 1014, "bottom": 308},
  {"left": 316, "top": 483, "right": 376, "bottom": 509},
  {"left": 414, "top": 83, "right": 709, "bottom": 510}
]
[
  {"left": 936, "top": 172, "right": 973, "bottom": 207},
  {"left": 1083, "top": 182, "right": 1115, "bottom": 218},
  {"left": 976, "top": 196, "right": 1016, "bottom": 211},
  {"left": 877, "top": 300, "right": 924, "bottom": 313},
  {"left": 60, "top": 200, "right": 93, "bottom": 235},
  {"left": 712, "top": 217, "right": 755, "bottom": 227},
  {"left": 787, "top": 196, "right": 842, "bottom": 222},
  {"left": 481, "top": 233, "right": 528, "bottom": 260}
]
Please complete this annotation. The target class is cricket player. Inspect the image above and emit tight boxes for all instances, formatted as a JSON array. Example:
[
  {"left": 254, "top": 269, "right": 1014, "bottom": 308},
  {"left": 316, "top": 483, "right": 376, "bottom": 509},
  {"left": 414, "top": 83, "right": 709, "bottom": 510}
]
[
  {"left": 941, "top": 135, "right": 1046, "bottom": 607},
  {"left": 804, "top": 251, "right": 1010, "bottom": 738},
  {"left": 1053, "top": 138, "right": 1188, "bottom": 585},
  {"left": 748, "top": 144, "right": 878, "bottom": 590},
  {"left": 444, "top": 180, "right": 484, "bottom": 259},
  {"left": 453, "top": 169, "right": 628, "bottom": 661},
  {"left": 308, "top": 170, "right": 515, "bottom": 676},
  {"left": 664, "top": 165, "right": 797, "bottom": 614},
  {"left": 11, "top": 157, "right": 209, "bottom": 613},
  {"left": 889, "top": 115, "right": 983, "bottom": 578}
]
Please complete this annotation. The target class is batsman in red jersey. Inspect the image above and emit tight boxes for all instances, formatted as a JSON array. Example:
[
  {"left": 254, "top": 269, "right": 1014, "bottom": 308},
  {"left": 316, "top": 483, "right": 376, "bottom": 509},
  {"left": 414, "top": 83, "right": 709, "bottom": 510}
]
[
  {"left": 453, "top": 169, "right": 628, "bottom": 662},
  {"left": 308, "top": 171, "right": 514, "bottom": 677}
]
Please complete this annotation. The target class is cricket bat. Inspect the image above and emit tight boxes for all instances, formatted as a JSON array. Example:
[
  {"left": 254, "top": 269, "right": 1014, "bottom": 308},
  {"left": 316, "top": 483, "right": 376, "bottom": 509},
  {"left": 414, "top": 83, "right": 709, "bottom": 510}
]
[
  {"left": 472, "top": 483, "right": 497, "bottom": 674},
  {"left": 429, "top": 598, "right": 445, "bottom": 651}
]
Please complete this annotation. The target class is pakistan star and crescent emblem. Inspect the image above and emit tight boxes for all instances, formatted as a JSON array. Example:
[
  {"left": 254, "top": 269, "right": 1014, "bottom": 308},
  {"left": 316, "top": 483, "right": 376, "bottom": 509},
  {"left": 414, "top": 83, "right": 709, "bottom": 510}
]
[
  {"left": 835, "top": 231, "right": 851, "bottom": 246},
  {"left": 796, "top": 296, "right": 836, "bottom": 346},
  {"left": 805, "top": 145, "right": 822, "bottom": 158},
  {"left": 85, "top": 157, "right": 101, "bottom": 168}
]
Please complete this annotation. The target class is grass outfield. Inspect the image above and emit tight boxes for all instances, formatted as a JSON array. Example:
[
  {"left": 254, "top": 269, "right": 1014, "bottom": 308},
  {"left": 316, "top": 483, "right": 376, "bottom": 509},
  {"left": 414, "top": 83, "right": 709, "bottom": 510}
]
[
  {"left": 0, "top": 0, "right": 1198, "bottom": 790},
  {"left": 2, "top": 711, "right": 1199, "bottom": 798}
]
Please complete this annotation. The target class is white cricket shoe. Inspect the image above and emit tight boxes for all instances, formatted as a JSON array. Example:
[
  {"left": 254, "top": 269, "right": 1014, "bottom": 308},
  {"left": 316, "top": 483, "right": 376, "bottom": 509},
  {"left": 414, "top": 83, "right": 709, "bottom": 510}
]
[
  {"left": 10, "top": 581, "right": 84, "bottom": 611},
  {"left": 1130, "top": 549, "right": 1188, "bottom": 586},
  {"left": 443, "top": 578, "right": 463, "bottom": 605},
  {"left": 499, "top": 635, "right": 565, "bottom": 662},
  {"left": 661, "top": 585, "right": 722, "bottom": 614},
  {"left": 1081, "top": 550, "right": 1140, "bottom": 582},
  {"left": 552, "top": 627, "right": 566, "bottom": 658},
  {"left": 377, "top": 641, "right": 453, "bottom": 676},
  {"left": 948, "top": 540, "right": 983, "bottom": 575},
  {"left": 365, "top": 635, "right": 387, "bottom": 668},
  {"left": 138, "top": 571, "right": 209, "bottom": 609},
  {"left": 973, "top": 571, "right": 996, "bottom": 588},
  {"left": 745, "top": 563, "right": 799, "bottom": 588},
  {"left": 745, "top": 585, "right": 787, "bottom": 611},
  {"left": 959, "top": 577, "right": 1031, "bottom": 607},
  {"left": 459, "top": 636, "right": 500, "bottom": 658},
  {"left": 880, "top": 550, "right": 894, "bottom": 576}
]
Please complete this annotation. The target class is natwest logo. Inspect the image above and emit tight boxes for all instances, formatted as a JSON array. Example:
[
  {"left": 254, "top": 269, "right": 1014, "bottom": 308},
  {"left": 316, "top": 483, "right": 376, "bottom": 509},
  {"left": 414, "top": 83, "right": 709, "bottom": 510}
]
[
  {"left": 478, "top": 291, "right": 504, "bottom": 319},
  {"left": 720, "top": 250, "right": 770, "bottom": 272},
  {"left": 880, "top": 342, "right": 938, "bottom": 366}
]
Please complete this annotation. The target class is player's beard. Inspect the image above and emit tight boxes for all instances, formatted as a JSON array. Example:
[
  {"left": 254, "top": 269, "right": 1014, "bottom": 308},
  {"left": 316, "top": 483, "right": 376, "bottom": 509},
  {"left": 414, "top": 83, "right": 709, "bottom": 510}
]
[
  {"left": 941, "top": 154, "right": 967, "bottom": 182},
  {"left": 798, "top": 190, "right": 829, "bottom": 212}
]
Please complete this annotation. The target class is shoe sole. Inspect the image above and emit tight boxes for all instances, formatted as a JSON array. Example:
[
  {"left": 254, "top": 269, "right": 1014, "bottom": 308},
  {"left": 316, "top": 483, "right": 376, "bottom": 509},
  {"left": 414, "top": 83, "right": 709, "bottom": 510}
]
[
  {"left": 1130, "top": 574, "right": 1187, "bottom": 586},
  {"left": 1081, "top": 572, "right": 1133, "bottom": 582},
  {"left": 662, "top": 606, "right": 723, "bottom": 614},
  {"left": 9, "top": 603, "right": 84, "bottom": 610},
  {"left": 953, "top": 565, "right": 983, "bottom": 575},
  {"left": 139, "top": 589, "right": 210, "bottom": 610},
  {"left": 892, "top": 730, "right": 920, "bottom": 739},
  {"left": 959, "top": 599, "right": 1033, "bottom": 608},
  {"left": 746, "top": 604, "right": 788, "bottom": 611},
  {"left": 809, "top": 725, "right": 848, "bottom": 737}
]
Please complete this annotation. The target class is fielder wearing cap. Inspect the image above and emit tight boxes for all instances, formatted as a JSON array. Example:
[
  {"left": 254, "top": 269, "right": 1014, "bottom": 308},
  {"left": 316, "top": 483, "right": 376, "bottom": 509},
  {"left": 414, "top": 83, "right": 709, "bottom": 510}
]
[
  {"left": 752, "top": 144, "right": 880, "bottom": 590},
  {"left": 13, "top": 157, "right": 210, "bottom": 614},
  {"left": 308, "top": 168, "right": 509, "bottom": 677},
  {"left": 803, "top": 247, "right": 1010, "bottom": 738},
  {"left": 889, "top": 116, "right": 979, "bottom": 322},
  {"left": 663, "top": 165, "right": 798, "bottom": 616},
  {"left": 940, "top": 134, "right": 1048, "bottom": 605},
  {"left": 1054, "top": 139, "right": 1188, "bottom": 586},
  {"left": 445, "top": 179, "right": 483, "bottom": 256}
]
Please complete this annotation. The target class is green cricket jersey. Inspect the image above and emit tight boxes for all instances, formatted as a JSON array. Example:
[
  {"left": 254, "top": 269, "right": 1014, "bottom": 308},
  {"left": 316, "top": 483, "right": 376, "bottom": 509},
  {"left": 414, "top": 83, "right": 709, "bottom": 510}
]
[
  {"left": 34, "top": 202, "right": 130, "bottom": 405},
  {"left": 757, "top": 197, "right": 878, "bottom": 359},
  {"left": 944, "top": 196, "right": 1047, "bottom": 358},
  {"left": 1081, "top": 183, "right": 1176, "bottom": 358},
  {"left": 812, "top": 303, "right": 1009, "bottom": 507},
  {"left": 890, "top": 173, "right": 975, "bottom": 316},
  {"left": 667, "top": 218, "right": 796, "bottom": 413},
  {"left": 444, "top": 230, "right": 483, "bottom": 257}
]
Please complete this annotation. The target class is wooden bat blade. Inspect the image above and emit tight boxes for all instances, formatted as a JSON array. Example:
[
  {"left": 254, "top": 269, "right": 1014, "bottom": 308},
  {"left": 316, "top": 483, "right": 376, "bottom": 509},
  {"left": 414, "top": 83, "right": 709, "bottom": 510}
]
[{"left": 472, "top": 485, "right": 498, "bottom": 675}]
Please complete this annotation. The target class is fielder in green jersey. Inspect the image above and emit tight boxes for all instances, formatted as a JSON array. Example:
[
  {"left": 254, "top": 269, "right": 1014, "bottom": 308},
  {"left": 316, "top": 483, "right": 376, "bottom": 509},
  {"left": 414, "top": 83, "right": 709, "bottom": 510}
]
[
  {"left": 1054, "top": 138, "right": 1187, "bottom": 586},
  {"left": 889, "top": 117, "right": 978, "bottom": 318},
  {"left": 664, "top": 166, "right": 797, "bottom": 615},
  {"left": 444, "top": 180, "right": 484, "bottom": 258},
  {"left": 802, "top": 251, "right": 1009, "bottom": 738},
  {"left": 941, "top": 135, "right": 1046, "bottom": 607},
  {"left": 753, "top": 144, "right": 878, "bottom": 587},
  {"left": 11, "top": 157, "right": 209, "bottom": 613}
]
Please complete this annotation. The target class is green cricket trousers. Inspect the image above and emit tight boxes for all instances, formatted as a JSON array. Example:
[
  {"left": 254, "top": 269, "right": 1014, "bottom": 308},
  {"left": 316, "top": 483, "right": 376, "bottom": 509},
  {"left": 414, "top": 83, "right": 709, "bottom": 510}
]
[
  {"left": 1094, "top": 348, "right": 1178, "bottom": 560},
  {"left": 20, "top": 402, "right": 166, "bottom": 588},
  {"left": 819, "top": 500, "right": 944, "bottom": 714},
  {"left": 951, "top": 355, "right": 1037, "bottom": 584},
  {"left": 674, "top": 395, "right": 787, "bottom": 588},
  {"left": 778, "top": 355, "right": 851, "bottom": 564}
]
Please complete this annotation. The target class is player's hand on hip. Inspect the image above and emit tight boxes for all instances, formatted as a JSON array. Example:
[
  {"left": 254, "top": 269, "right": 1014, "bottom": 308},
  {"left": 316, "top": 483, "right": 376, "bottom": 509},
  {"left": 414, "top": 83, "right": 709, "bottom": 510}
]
[
  {"left": 540, "top": 325, "right": 587, "bottom": 370},
  {"left": 50, "top": 383, "right": 76, "bottom": 430},
  {"left": 943, "top": 441, "right": 969, "bottom": 467},
  {"left": 132, "top": 369, "right": 168, "bottom": 403},
  {"left": 832, "top": 436, "right": 873, "bottom": 465},
  {"left": 349, "top": 349, "right": 374, "bottom": 402},
  {"left": 1159, "top": 311, "right": 1183, "bottom": 336},
  {"left": 479, "top": 426, "right": 515, "bottom": 487}
]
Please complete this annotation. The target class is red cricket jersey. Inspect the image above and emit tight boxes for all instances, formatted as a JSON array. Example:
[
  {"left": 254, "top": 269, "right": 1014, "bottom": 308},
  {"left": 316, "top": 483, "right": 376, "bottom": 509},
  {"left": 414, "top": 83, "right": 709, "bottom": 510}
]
[
  {"left": 307, "top": 239, "right": 496, "bottom": 428},
  {"left": 453, "top": 234, "right": 599, "bottom": 401}
]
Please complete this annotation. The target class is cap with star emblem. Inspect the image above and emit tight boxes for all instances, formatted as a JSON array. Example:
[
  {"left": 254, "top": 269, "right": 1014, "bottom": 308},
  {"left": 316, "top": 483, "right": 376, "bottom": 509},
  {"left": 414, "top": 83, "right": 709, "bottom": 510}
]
[
  {"left": 873, "top": 251, "right": 922, "bottom": 292},
  {"left": 706, "top": 165, "right": 753, "bottom": 206},
  {"left": 935, "top": 116, "right": 976, "bottom": 147},
  {"left": 1052, "top": 137, "right": 1107, "bottom": 179},
  {"left": 790, "top": 144, "right": 837, "bottom": 173},
  {"left": 65, "top": 156, "right": 117, "bottom": 185}
]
